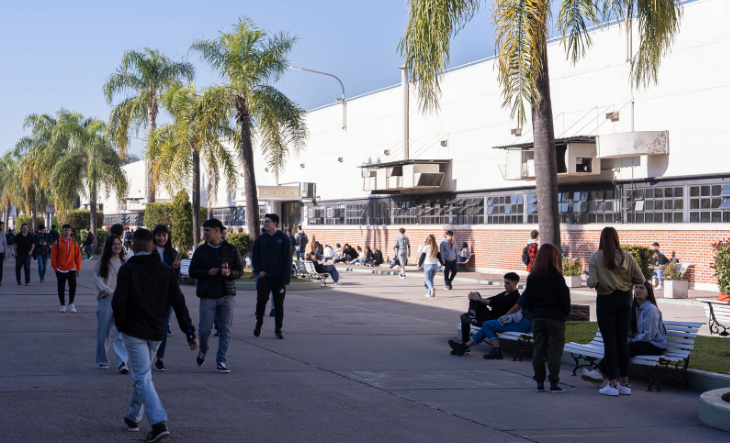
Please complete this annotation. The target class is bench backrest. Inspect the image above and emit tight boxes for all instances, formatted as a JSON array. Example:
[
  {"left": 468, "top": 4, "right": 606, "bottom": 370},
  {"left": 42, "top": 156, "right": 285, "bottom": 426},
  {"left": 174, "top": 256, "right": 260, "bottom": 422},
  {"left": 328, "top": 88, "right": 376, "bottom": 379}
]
[
  {"left": 303, "top": 260, "right": 322, "bottom": 275},
  {"left": 295, "top": 260, "right": 309, "bottom": 274},
  {"left": 180, "top": 259, "right": 191, "bottom": 276},
  {"left": 700, "top": 299, "right": 730, "bottom": 327},
  {"left": 588, "top": 321, "right": 703, "bottom": 361}
]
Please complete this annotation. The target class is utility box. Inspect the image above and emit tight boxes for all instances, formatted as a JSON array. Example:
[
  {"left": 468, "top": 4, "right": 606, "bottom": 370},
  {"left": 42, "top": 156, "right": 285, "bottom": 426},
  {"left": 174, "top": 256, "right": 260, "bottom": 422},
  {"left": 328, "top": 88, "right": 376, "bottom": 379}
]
[
  {"left": 563, "top": 143, "right": 601, "bottom": 176},
  {"left": 596, "top": 131, "right": 669, "bottom": 158},
  {"left": 300, "top": 182, "right": 316, "bottom": 198},
  {"left": 504, "top": 151, "right": 536, "bottom": 180}
]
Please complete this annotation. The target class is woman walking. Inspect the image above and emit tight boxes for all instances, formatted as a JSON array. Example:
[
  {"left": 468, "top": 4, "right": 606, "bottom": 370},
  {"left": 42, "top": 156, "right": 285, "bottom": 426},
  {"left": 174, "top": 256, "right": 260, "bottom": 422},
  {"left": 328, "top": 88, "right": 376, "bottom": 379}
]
[
  {"left": 587, "top": 227, "right": 645, "bottom": 396},
  {"left": 94, "top": 234, "right": 129, "bottom": 373},
  {"left": 523, "top": 244, "right": 571, "bottom": 393},
  {"left": 152, "top": 225, "right": 181, "bottom": 372},
  {"left": 581, "top": 281, "right": 666, "bottom": 389},
  {"left": 418, "top": 234, "right": 443, "bottom": 298}
]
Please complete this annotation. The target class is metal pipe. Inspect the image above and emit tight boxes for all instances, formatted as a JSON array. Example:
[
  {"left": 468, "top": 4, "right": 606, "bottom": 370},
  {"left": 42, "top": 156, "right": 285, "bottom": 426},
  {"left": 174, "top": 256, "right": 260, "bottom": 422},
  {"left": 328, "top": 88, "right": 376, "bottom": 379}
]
[
  {"left": 290, "top": 66, "right": 346, "bottom": 130},
  {"left": 401, "top": 65, "right": 409, "bottom": 160}
]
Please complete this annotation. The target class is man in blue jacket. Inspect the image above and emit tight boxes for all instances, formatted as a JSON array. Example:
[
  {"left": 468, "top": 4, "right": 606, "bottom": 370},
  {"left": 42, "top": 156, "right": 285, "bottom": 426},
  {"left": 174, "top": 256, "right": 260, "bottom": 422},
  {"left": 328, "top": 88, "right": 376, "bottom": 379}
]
[{"left": 252, "top": 213, "right": 292, "bottom": 339}]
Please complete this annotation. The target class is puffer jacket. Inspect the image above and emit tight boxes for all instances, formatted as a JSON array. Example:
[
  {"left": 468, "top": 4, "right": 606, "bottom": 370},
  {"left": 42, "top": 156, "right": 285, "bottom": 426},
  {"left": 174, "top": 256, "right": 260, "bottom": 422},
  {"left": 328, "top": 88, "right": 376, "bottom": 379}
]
[{"left": 188, "top": 240, "right": 244, "bottom": 299}]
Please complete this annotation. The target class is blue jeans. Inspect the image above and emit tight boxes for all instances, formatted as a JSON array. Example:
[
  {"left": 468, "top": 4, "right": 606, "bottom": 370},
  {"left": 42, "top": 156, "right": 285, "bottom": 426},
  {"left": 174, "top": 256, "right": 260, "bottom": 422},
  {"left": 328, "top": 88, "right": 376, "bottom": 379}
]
[
  {"left": 84, "top": 245, "right": 92, "bottom": 260},
  {"left": 472, "top": 318, "right": 533, "bottom": 344},
  {"left": 326, "top": 265, "right": 339, "bottom": 283},
  {"left": 123, "top": 334, "right": 166, "bottom": 425},
  {"left": 37, "top": 254, "right": 48, "bottom": 280},
  {"left": 199, "top": 296, "right": 235, "bottom": 363},
  {"left": 156, "top": 306, "right": 174, "bottom": 359},
  {"left": 296, "top": 248, "right": 305, "bottom": 260},
  {"left": 653, "top": 269, "right": 665, "bottom": 285},
  {"left": 15, "top": 254, "right": 31, "bottom": 284},
  {"left": 95, "top": 296, "right": 128, "bottom": 366},
  {"left": 424, "top": 264, "right": 438, "bottom": 293},
  {"left": 443, "top": 259, "right": 457, "bottom": 287}
]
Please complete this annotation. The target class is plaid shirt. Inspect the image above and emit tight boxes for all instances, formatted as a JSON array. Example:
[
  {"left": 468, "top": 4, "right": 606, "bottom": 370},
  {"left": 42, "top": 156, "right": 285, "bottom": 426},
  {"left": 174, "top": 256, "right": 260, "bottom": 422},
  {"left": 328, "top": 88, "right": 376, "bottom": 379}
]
[{"left": 526, "top": 243, "right": 538, "bottom": 271}]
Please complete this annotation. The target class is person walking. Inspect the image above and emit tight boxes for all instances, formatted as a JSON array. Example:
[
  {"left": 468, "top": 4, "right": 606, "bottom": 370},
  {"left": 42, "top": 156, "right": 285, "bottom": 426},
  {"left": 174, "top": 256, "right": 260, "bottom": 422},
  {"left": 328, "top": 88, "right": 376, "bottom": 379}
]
[
  {"left": 440, "top": 230, "right": 458, "bottom": 290},
  {"left": 123, "top": 229, "right": 133, "bottom": 251},
  {"left": 51, "top": 224, "right": 82, "bottom": 313},
  {"left": 394, "top": 227, "right": 411, "bottom": 279},
  {"left": 418, "top": 234, "right": 443, "bottom": 298},
  {"left": 48, "top": 224, "right": 60, "bottom": 244},
  {"left": 294, "top": 226, "right": 308, "bottom": 261},
  {"left": 83, "top": 229, "right": 95, "bottom": 260},
  {"left": 6, "top": 228, "right": 15, "bottom": 258},
  {"left": 112, "top": 228, "right": 198, "bottom": 442},
  {"left": 94, "top": 234, "right": 129, "bottom": 373},
  {"left": 13, "top": 223, "right": 35, "bottom": 286},
  {"left": 587, "top": 227, "right": 645, "bottom": 396},
  {"left": 34, "top": 225, "right": 51, "bottom": 282},
  {"left": 188, "top": 219, "right": 243, "bottom": 373},
  {"left": 151, "top": 225, "right": 181, "bottom": 372},
  {"left": 252, "top": 213, "right": 292, "bottom": 339},
  {"left": 523, "top": 243, "right": 572, "bottom": 393},
  {"left": 522, "top": 230, "right": 539, "bottom": 272},
  {"left": 0, "top": 221, "right": 9, "bottom": 286},
  {"left": 285, "top": 229, "right": 296, "bottom": 256}
]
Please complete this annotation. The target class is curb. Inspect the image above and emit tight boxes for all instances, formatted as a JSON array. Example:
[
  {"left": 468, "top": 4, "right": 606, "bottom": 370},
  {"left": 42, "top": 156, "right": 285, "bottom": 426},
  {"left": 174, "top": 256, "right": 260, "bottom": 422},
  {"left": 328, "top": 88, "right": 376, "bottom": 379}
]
[
  {"left": 699, "top": 388, "right": 730, "bottom": 432},
  {"left": 235, "top": 280, "right": 321, "bottom": 291}
]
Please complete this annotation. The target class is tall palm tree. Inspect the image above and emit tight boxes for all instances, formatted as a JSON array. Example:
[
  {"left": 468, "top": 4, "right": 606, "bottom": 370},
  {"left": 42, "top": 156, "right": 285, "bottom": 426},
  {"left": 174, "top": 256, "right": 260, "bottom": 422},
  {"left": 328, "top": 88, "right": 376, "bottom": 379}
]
[
  {"left": 0, "top": 154, "right": 23, "bottom": 227},
  {"left": 400, "top": 0, "right": 682, "bottom": 249},
  {"left": 190, "top": 18, "right": 308, "bottom": 243},
  {"left": 51, "top": 115, "right": 128, "bottom": 240},
  {"left": 148, "top": 84, "right": 239, "bottom": 248},
  {"left": 103, "top": 48, "right": 195, "bottom": 203}
]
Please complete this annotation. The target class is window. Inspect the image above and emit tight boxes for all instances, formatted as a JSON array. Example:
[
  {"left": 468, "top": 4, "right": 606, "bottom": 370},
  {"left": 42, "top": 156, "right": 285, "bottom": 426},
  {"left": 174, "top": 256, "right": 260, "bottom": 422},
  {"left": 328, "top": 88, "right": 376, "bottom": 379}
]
[
  {"left": 588, "top": 190, "right": 617, "bottom": 223},
  {"left": 345, "top": 204, "right": 366, "bottom": 225},
  {"left": 420, "top": 199, "right": 448, "bottom": 225},
  {"left": 325, "top": 205, "right": 345, "bottom": 225},
  {"left": 626, "top": 186, "right": 683, "bottom": 223},
  {"left": 367, "top": 202, "right": 391, "bottom": 225},
  {"left": 307, "top": 206, "right": 325, "bottom": 225},
  {"left": 393, "top": 199, "right": 418, "bottom": 225},
  {"left": 487, "top": 195, "right": 523, "bottom": 224},
  {"left": 689, "top": 184, "right": 730, "bottom": 223},
  {"left": 526, "top": 194, "right": 538, "bottom": 224},
  {"left": 450, "top": 197, "right": 485, "bottom": 225}
]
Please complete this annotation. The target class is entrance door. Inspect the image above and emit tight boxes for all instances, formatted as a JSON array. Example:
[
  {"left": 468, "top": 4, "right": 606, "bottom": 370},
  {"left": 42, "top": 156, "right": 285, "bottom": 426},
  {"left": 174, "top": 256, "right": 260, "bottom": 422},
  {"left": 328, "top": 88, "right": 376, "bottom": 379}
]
[{"left": 281, "top": 201, "right": 301, "bottom": 232}]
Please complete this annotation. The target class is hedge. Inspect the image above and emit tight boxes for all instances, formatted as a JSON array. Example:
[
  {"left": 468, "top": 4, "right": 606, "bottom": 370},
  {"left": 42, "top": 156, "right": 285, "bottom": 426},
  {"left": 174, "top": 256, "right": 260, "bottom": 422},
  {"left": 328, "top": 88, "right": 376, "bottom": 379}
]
[
  {"left": 58, "top": 210, "right": 104, "bottom": 235},
  {"left": 144, "top": 197, "right": 208, "bottom": 253},
  {"left": 16, "top": 216, "right": 46, "bottom": 229}
]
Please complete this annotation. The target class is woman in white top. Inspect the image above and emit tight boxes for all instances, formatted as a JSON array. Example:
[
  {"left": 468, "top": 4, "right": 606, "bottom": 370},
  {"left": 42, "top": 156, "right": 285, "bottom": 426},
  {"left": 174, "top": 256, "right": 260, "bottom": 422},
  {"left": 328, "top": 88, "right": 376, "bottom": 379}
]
[
  {"left": 418, "top": 234, "right": 444, "bottom": 298},
  {"left": 323, "top": 245, "right": 334, "bottom": 262},
  {"left": 458, "top": 243, "right": 470, "bottom": 263},
  {"left": 94, "top": 234, "right": 128, "bottom": 373}
]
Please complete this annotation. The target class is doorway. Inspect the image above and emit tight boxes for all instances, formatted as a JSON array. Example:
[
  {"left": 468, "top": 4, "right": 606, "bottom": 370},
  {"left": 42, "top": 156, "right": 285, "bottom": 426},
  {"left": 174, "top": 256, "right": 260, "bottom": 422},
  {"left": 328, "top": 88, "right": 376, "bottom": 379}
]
[{"left": 281, "top": 201, "right": 301, "bottom": 232}]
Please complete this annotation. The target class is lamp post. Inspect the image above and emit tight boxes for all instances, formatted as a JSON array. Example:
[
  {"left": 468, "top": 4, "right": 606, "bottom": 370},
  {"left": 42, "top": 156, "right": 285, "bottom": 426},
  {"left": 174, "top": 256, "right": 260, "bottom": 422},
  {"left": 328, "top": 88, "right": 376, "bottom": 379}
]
[{"left": 290, "top": 66, "right": 346, "bottom": 130}]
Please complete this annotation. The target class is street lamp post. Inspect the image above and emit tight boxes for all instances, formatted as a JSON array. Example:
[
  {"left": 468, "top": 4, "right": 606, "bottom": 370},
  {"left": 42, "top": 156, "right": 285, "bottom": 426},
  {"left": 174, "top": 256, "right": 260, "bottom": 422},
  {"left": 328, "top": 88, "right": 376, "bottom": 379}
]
[{"left": 290, "top": 66, "right": 346, "bottom": 130}]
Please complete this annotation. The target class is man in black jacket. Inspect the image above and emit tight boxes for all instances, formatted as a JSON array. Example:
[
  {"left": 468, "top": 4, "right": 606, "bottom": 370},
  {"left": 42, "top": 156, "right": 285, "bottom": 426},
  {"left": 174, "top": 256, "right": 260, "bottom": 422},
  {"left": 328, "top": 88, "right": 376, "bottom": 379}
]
[
  {"left": 285, "top": 229, "right": 296, "bottom": 255},
  {"left": 188, "top": 218, "right": 244, "bottom": 373},
  {"left": 252, "top": 213, "right": 292, "bottom": 339},
  {"left": 112, "top": 228, "right": 197, "bottom": 442},
  {"left": 458, "top": 273, "right": 521, "bottom": 343}
]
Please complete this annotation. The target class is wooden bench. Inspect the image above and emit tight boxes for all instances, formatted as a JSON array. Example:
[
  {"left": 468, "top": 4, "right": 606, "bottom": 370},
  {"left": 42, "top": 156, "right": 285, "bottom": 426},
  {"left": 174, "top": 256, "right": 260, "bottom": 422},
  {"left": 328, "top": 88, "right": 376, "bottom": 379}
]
[
  {"left": 699, "top": 299, "right": 730, "bottom": 336},
  {"left": 564, "top": 321, "right": 703, "bottom": 391}
]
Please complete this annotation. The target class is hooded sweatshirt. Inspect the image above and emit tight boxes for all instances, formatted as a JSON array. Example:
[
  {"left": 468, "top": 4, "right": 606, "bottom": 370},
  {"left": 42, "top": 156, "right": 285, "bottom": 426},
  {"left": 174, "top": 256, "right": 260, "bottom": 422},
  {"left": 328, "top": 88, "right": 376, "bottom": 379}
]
[
  {"left": 633, "top": 302, "right": 667, "bottom": 349},
  {"left": 587, "top": 249, "right": 645, "bottom": 295}
]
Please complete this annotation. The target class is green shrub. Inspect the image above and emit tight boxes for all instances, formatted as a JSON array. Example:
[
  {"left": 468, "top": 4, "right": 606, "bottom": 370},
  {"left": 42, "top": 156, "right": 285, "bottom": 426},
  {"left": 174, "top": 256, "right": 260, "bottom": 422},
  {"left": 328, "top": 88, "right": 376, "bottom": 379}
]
[
  {"left": 226, "top": 232, "right": 251, "bottom": 259},
  {"left": 622, "top": 244, "right": 654, "bottom": 282},
  {"left": 562, "top": 257, "right": 583, "bottom": 277},
  {"left": 144, "top": 203, "right": 174, "bottom": 230},
  {"left": 171, "top": 191, "right": 193, "bottom": 252},
  {"left": 96, "top": 228, "right": 107, "bottom": 247},
  {"left": 661, "top": 258, "right": 685, "bottom": 281},
  {"left": 16, "top": 216, "right": 45, "bottom": 229},
  {"left": 58, "top": 210, "right": 104, "bottom": 234},
  {"left": 51, "top": 216, "right": 58, "bottom": 229},
  {"left": 712, "top": 238, "right": 730, "bottom": 296}
]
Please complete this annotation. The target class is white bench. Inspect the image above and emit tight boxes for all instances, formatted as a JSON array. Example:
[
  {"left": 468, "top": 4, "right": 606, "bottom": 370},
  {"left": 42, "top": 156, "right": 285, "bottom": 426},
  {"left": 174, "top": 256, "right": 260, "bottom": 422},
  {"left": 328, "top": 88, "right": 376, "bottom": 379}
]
[
  {"left": 179, "top": 259, "right": 192, "bottom": 283},
  {"left": 457, "top": 253, "right": 475, "bottom": 270},
  {"left": 457, "top": 323, "right": 533, "bottom": 361},
  {"left": 699, "top": 299, "right": 730, "bottom": 337},
  {"left": 564, "top": 321, "right": 703, "bottom": 391},
  {"left": 303, "top": 260, "right": 330, "bottom": 285}
]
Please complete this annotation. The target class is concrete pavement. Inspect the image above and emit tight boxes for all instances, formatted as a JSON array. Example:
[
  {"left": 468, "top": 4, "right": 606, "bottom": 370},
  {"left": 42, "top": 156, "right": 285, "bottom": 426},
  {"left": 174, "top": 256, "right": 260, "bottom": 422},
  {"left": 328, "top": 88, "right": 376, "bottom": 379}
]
[{"left": 0, "top": 257, "right": 727, "bottom": 442}]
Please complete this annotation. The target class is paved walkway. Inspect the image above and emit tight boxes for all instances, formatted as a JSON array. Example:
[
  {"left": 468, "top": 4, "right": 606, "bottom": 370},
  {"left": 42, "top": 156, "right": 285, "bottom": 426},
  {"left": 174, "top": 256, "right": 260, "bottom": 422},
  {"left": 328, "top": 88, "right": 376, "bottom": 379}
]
[{"left": 0, "top": 258, "right": 726, "bottom": 442}]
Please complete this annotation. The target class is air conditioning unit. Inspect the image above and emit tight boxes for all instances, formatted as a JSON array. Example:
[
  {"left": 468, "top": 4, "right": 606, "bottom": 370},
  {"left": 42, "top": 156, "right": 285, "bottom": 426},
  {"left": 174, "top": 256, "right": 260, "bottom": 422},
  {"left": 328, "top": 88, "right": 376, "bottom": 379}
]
[
  {"left": 300, "top": 182, "right": 316, "bottom": 198},
  {"left": 326, "top": 207, "right": 341, "bottom": 218},
  {"left": 503, "top": 151, "right": 535, "bottom": 180}
]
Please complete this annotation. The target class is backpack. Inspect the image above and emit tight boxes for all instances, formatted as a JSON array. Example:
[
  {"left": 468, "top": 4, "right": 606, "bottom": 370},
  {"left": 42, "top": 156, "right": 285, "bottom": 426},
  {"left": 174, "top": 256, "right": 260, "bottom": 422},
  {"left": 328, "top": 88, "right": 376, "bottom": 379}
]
[{"left": 521, "top": 244, "right": 532, "bottom": 265}]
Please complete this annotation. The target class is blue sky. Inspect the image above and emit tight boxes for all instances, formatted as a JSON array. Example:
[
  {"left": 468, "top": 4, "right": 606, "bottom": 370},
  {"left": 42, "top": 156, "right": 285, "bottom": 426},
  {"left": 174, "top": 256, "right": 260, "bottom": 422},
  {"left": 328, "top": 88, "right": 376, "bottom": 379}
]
[{"left": 0, "top": 0, "right": 495, "bottom": 157}]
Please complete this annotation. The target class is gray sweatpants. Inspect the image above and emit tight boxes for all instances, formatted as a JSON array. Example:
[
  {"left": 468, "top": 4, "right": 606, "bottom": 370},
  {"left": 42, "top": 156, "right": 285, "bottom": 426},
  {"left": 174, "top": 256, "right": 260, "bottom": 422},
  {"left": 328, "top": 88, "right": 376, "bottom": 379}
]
[{"left": 397, "top": 254, "right": 408, "bottom": 277}]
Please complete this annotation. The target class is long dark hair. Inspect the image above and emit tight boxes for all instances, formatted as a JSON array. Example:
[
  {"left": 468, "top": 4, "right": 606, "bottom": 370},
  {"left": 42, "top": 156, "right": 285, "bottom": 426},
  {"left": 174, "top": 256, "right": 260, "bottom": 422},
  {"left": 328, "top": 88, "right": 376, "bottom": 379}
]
[
  {"left": 529, "top": 243, "right": 561, "bottom": 281},
  {"left": 630, "top": 281, "right": 661, "bottom": 336},
  {"left": 599, "top": 227, "right": 623, "bottom": 270},
  {"left": 98, "top": 234, "right": 126, "bottom": 280},
  {"left": 152, "top": 224, "right": 177, "bottom": 263}
]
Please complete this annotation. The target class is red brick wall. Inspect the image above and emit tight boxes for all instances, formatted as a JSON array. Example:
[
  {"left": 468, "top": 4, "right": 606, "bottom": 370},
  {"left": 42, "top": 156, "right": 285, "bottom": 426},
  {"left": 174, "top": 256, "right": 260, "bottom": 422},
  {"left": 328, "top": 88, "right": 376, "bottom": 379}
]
[{"left": 304, "top": 226, "right": 730, "bottom": 287}]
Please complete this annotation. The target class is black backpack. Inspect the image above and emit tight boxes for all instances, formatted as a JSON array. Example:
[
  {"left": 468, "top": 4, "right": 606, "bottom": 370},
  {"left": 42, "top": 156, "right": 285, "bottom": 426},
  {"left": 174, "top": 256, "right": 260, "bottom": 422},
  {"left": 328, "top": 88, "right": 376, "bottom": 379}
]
[{"left": 521, "top": 244, "right": 531, "bottom": 265}]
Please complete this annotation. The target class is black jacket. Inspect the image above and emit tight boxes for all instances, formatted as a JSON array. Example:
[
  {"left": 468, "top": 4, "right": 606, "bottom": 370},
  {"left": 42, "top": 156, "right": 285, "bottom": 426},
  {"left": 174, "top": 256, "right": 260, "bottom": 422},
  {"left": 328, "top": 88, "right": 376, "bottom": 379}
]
[
  {"left": 311, "top": 260, "right": 328, "bottom": 274},
  {"left": 252, "top": 230, "right": 293, "bottom": 284},
  {"left": 343, "top": 246, "right": 357, "bottom": 260},
  {"left": 189, "top": 241, "right": 244, "bottom": 299},
  {"left": 112, "top": 253, "right": 196, "bottom": 342},
  {"left": 486, "top": 290, "right": 521, "bottom": 319},
  {"left": 523, "top": 268, "right": 572, "bottom": 321},
  {"left": 48, "top": 229, "right": 60, "bottom": 244},
  {"left": 34, "top": 232, "right": 51, "bottom": 255},
  {"left": 418, "top": 251, "right": 444, "bottom": 267},
  {"left": 286, "top": 233, "right": 296, "bottom": 252},
  {"left": 372, "top": 250, "right": 384, "bottom": 266}
]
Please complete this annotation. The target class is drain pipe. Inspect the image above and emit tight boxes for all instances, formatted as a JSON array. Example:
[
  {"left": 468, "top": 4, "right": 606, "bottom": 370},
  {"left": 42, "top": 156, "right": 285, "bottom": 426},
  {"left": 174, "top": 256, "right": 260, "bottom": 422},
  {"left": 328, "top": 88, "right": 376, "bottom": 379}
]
[{"left": 401, "top": 65, "right": 409, "bottom": 160}]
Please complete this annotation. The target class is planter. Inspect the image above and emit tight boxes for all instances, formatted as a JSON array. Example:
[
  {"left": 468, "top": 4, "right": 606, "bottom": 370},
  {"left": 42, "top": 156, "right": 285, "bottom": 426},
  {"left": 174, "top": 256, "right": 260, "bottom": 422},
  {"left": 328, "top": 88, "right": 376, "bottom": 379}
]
[
  {"left": 564, "top": 276, "right": 583, "bottom": 288},
  {"left": 664, "top": 279, "right": 689, "bottom": 299},
  {"left": 699, "top": 389, "right": 730, "bottom": 433}
]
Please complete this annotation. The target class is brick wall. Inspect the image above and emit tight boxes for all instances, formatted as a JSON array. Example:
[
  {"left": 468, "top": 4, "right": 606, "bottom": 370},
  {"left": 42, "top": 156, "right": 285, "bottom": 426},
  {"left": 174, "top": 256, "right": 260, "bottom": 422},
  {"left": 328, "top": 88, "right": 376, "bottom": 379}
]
[{"left": 303, "top": 226, "right": 730, "bottom": 289}]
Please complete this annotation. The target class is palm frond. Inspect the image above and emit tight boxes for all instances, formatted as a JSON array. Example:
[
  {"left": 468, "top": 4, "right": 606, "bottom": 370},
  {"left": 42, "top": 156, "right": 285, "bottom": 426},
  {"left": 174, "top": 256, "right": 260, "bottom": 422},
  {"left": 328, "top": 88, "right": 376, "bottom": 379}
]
[
  {"left": 632, "top": 0, "right": 682, "bottom": 87},
  {"left": 558, "top": 0, "right": 601, "bottom": 64}
]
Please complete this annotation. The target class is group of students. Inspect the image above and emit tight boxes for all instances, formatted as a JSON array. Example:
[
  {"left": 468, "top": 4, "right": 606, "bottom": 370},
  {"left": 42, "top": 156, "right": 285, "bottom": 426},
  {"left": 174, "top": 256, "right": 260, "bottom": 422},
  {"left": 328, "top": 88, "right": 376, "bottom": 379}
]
[{"left": 449, "top": 226, "right": 668, "bottom": 396}]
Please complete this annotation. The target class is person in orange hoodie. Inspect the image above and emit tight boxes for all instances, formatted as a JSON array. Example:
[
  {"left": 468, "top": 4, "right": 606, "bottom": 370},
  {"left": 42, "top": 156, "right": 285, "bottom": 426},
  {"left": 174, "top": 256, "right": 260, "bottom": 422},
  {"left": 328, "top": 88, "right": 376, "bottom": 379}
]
[{"left": 51, "top": 224, "right": 82, "bottom": 313}]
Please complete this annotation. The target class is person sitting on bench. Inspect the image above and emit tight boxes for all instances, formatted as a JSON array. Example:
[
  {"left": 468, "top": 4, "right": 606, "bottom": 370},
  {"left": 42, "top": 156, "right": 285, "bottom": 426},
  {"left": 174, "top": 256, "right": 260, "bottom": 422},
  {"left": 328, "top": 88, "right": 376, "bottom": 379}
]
[
  {"left": 307, "top": 252, "right": 342, "bottom": 285},
  {"left": 457, "top": 273, "right": 522, "bottom": 344},
  {"left": 458, "top": 243, "right": 470, "bottom": 263},
  {"left": 449, "top": 288, "right": 532, "bottom": 359},
  {"left": 581, "top": 281, "right": 666, "bottom": 388}
]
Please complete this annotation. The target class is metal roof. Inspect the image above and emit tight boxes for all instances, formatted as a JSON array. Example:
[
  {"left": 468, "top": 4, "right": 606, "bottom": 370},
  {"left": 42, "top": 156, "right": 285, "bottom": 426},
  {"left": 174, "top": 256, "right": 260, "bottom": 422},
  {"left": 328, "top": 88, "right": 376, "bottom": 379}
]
[
  {"left": 358, "top": 159, "right": 452, "bottom": 168},
  {"left": 492, "top": 135, "right": 596, "bottom": 150}
]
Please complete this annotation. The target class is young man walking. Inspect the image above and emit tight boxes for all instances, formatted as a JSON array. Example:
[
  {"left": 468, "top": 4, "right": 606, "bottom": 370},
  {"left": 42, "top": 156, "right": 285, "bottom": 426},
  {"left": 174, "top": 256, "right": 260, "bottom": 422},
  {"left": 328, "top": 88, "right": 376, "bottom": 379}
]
[
  {"left": 523, "top": 230, "right": 539, "bottom": 272},
  {"left": 51, "top": 225, "right": 82, "bottom": 312},
  {"left": 48, "top": 224, "right": 60, "bottom": 244},
  {"left": 188, "top": 218, "right": 243, "bottom": 373},
  {"left": 83, "top": 229, "right": 95, "bottom": 260},
  {"left": 34, "top": 225, "right": 51, "bottom": 283},
  {"left": 440, "top": 230, "right": 458, "bottom": 290},
  {"left": 0, "top": 222, "right": 8, "bottom": 286},
  {"left": 112, "top": 228, "right": 198, "bottom": 442},
  {"left": 294, "top": 225, "right": 308, "bottom": 261},
  {"left": 13, "top": 223, "right": 35, "bottom": 286},
  {"left": 252, "top": 213, "right": 292, "bottom": 339},
  {"left": 394, "top": 228, "right": 411, "bottom": 279}
]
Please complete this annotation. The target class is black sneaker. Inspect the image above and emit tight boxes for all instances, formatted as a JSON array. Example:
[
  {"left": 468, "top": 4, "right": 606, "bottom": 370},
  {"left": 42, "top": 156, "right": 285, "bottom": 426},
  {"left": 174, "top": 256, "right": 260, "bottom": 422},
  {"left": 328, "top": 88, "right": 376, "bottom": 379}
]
[
  {"left": 269, "top": 309, "right": 275, "bottom": 317},
  {"left": 483, "top": 348, "right": 504, "bottom": 360},
  {"left": 123, "top": 416, "right": 139, "bottom": 432},
  {"left": 216, "top": 362, "right": 231, "bottom": 373},
  {"left": 154, "top": 360, "right": 166, "bottom": 372},
  {"left": 254, "top": 321, "right": 262, "bottom": 337},
  {"left": 550, "top": 384, "right": 565, "bottom": 393},
  {"left": 166, "top": 327, "right": 173, "bottom": 336},
  {"left": 536, "top": 384, "right": 545, "bottom": 393},
  {"left": 119, "top": 362, "right": 130, "bottom": 374},
  {"left": 448, "top": 339, "right": 468, "bottom": 356},
  {"left": 450, "top": 348, "right": 470, "bottom": 355},
  {"left": 275, "top": 331, "right": 285, "bottom": 339},
  {"left": 145, "top": 421, "right": 170, "bottom": 442},
  {"left": 196, "top": 352, "right": 206, "bottom": 367}
]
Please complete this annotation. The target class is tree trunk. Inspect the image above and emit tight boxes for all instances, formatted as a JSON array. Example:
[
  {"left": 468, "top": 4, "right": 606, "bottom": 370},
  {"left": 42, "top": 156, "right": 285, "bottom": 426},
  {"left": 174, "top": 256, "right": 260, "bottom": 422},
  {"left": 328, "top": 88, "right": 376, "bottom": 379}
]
[
  {"left": 32, "top": 204, "right": 37, "bottom": 232},
  {"left": 236, "top": 95, "right": 261, "bottom": 244},
  {"left": 192, "top": 148, "right": 201, "bottom": 250},
  {"left": 89, "top": 189, "right": 98, "bottom": 247},
  {"left": 532, "top": 45, "right": 561, "bottom": 251},
  {"left": 146, "top": 101, "right": 158, "bottom": 203}
]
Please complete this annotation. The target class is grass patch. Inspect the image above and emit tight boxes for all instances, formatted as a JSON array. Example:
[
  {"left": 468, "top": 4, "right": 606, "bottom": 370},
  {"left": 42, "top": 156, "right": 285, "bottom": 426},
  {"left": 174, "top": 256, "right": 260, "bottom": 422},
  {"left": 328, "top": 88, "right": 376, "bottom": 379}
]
[
  {"left": 235, "top": 267, "right": 309, "bottom": 283},
  {"left": 565, "top": 321, "right": 730, "bottom": 375}
]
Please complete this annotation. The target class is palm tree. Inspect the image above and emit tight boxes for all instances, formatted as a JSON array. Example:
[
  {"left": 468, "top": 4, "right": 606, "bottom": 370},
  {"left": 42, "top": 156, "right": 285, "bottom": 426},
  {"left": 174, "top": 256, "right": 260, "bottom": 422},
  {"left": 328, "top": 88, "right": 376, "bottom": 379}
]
[
  {"left": 103, "top": 48, "right": 195, "bottom": 203},
  {"left": 399, "top": 0, "right": 682, "bottom": 249},
  {"left": 51, "top": 114, "right": 128, "bottom": 240},
  {"left": 190, "top": 18, "right": 308, "bottom": 243},
  {"left": 148, "top": 84, "right": 239, "bottom": 248},
  {"left": 0, "top": 154, "right": 23, "bottom": 227}
]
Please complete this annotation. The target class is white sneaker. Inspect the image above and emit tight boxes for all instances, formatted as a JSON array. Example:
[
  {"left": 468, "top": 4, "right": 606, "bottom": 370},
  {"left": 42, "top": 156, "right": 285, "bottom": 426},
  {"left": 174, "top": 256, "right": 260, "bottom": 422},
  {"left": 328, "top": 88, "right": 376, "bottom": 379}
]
[
  {"left": 618, "top": 383, "right": 631, "bottom": 395},
  {"left": 98, "top": 364, "right": 109, "bottom": 370},
  {"left": 335, "top": 281, "right": 343, "bottom": 285},
  {"left": 69, "top": 303, "right": 77, "bottom": 313},
  {"left": 59, "top": 305, "right": 66, "bottom": 313},
  {"left": 581, "top": 369, "right": 603, "bottom": 382},
  {"left": 599, "top": 384, "right": 619, "bottom": 396}
]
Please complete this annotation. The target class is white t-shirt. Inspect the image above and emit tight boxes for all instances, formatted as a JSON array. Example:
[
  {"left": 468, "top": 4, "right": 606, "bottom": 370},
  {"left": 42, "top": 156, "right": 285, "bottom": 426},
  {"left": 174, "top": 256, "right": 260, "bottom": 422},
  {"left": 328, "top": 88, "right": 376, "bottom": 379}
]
[
  {"left": 422, "top": 245, "right": 440, "bottom": 265},
  {"left": 324, "top": 246, "right": 333, "bottom": 258}
]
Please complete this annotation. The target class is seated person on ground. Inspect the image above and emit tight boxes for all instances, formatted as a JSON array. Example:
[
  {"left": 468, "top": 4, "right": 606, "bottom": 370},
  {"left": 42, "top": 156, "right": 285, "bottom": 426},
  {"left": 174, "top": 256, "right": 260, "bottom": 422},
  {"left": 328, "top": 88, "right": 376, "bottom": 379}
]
[
  {"left": 581, "top": 281, "right": 667, "bottom": 387},
  {"left": 650, "top": 242, "right": 670, "bottom": 289},
  {"left": 307, "top": 252, "right": 342, "bottom": 285},
  {"left": 371, "top": 248, "right": 384, "bottom": 266},
  {"left": 458, "top": 243, "right": 470, "bottom": 263},
  {"left": 457, "top": 273, "right": 522, "bottom": 343},
  {"left": 323, "top": 244, "right": 334, "bottom": 262},
  {"left": 448, "top": 287, "right": 532, "bottom": 360},
  {"left": 363, "top": 246, "right": 375, "bottom": 266},
  {"left": 349, "top": 246, "right": 365, "bottom": 265}
]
